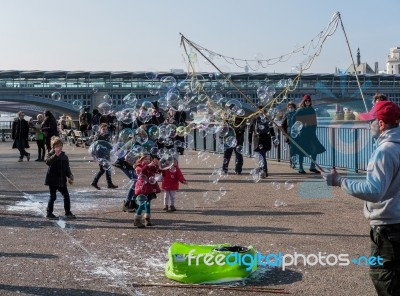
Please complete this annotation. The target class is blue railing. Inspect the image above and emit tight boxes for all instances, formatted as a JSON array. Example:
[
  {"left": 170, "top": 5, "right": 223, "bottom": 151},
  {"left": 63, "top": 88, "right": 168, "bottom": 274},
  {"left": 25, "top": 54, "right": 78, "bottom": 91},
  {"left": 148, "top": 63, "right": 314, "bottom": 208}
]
[{"left": 188, "top": 120, "right": 374, "bottom": 172}]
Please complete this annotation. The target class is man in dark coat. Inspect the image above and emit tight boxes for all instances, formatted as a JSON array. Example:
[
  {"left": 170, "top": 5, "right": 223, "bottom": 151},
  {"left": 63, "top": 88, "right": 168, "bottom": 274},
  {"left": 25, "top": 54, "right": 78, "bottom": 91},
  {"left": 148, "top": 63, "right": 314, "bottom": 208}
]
[
  {"left": 249, "top": 108, "right": 277, "bottom": 178},
  {"left": 12, "top": 111, "right": 30, "bottom": 162},
  {"left": 222, "top": 117, "right": 246, "bottom": 174}
]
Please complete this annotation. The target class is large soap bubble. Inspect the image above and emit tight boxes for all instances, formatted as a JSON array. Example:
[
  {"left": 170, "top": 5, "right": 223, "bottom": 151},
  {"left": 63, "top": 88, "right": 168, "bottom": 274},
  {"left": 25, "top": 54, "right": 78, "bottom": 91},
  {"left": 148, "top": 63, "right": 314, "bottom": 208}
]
[
  {"left": 98, "top": 102, "right": 112, "bottom": 115},
  {"left": 118, "top": 128, "right": 133, "bottom": 143},
  {"left": 122, "top": 93, "right": 137, "bottom": 107},
  {"left": 89, "top": 140, "right": 113, "bottom": 161},
  {"left": 159, "top": 155, "right": 174, "bottom": 170}
]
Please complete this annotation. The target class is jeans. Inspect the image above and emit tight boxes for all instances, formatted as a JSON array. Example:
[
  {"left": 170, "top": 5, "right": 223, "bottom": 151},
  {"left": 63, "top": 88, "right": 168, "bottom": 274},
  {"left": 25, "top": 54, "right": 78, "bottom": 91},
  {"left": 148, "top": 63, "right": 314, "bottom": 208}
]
[
  {"left": 36, "top": 140, "right": 46, "bottom": 160},
  {"left": 223, "top": 147, "right": 243, "bottom": 173},
  {"left": 369, "top": 224, "right": 400, "bottom": 296}
]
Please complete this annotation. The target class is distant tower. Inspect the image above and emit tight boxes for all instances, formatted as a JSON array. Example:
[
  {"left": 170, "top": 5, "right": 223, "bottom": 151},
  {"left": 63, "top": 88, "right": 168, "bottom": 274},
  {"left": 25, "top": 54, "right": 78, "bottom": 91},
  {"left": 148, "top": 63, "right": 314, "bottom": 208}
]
[
  {"left": 374, "top": 62, "right": 379, "bottom": 74},
  {"left": 357, "top": 48, "right": 361, "bottom": 66},
  {"left": 386, "top": 47, "right": 400, "bottom": 74}
]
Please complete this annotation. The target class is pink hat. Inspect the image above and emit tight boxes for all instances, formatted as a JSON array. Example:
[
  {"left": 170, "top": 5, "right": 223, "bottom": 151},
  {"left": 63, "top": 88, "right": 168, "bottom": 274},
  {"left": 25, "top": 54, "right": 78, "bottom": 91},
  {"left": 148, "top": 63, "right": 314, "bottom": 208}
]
[{"left": 358, "top": 101, "right": 400, "bottom": 124}]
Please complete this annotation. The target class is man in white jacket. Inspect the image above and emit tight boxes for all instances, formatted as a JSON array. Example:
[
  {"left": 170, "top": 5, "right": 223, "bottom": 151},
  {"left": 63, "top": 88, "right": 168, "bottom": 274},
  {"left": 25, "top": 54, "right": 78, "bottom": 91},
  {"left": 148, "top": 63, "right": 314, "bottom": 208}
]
[{"left": 324, "top": 100, "right": 400, "bottom": 296}]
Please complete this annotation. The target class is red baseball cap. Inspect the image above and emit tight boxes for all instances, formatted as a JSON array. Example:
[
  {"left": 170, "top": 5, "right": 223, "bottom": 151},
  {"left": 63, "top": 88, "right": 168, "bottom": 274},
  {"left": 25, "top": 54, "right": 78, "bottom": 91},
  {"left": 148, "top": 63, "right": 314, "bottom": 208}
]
[{"left": 358, "top": 101, "right": 400, "bottom": 124}]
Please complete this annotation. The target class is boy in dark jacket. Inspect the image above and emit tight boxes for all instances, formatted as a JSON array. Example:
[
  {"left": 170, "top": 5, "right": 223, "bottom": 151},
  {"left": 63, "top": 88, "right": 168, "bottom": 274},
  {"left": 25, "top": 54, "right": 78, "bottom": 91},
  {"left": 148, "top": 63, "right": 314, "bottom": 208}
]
[{"left": 45, "top": 136, "right": 75, "bottom": 220}]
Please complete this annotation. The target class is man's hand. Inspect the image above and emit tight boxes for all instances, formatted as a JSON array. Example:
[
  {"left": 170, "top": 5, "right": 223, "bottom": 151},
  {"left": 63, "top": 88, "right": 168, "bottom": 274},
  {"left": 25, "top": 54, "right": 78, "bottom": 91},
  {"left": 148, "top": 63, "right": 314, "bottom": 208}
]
[
  {"left": 322, "top": 168, "right": 343, "bottom": 187},
  {"left": 68, "top": 175, "right": 74, "bottom": 185}
]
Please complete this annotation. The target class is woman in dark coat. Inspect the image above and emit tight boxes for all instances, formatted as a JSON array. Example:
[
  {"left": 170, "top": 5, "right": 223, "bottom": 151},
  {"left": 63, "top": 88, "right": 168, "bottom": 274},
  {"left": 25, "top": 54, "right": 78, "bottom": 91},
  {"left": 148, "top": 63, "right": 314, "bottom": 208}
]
[
  {"left": 291, "top": 95, "right": 326, "bottom": 174},
  {"left": 42, "top": 110, "right": 59, "bottom": 152}
]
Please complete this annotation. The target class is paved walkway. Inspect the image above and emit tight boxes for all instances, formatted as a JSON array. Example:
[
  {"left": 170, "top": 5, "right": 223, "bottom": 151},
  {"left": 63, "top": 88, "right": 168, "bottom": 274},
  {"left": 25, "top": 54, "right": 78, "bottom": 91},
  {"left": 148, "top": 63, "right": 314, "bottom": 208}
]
[{"left": 0, "top": 140, "right": 376, "bottom": 295}]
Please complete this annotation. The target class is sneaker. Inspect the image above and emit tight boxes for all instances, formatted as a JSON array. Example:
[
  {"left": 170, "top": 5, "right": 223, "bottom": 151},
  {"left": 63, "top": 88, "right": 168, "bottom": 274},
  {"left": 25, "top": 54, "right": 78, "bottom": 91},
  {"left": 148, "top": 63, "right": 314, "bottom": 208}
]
[
  {"left": 163, "top": 206, "right": 169, "bottom": 212},
  {"left": 34, "top": 159, "right": 40, "bottom": 162},
  {"left": 309, "top": 169, "right": 321, "bottom": 174},
  {"left": 26, "top": 153, "right": 30, "bottom": 161},
  {"left": 260, "top": 172, "right": 268, "bottom": 178},
  {"left": 46, "top": 213, "right": 58, "bottom": 220},
  {"left": 65, "top": 212, "right": 76, "bottom": 219},
  {"left": 18, "top": 158, "right": 23, "bottom": 162},
  {"left": 234, "top": 171, "right": 242, "bottom": 175},
  {"left": 107, "top": 183, "right": 118, "bottom": 189},
  {"left": 298, "top": 170, "right": 306, "bottom": 174},
  {"left": 91, "top": 183, "right": 100, "bottom": 190},
  {"left": 170, "top": 206, "right": 176, "bottom": 212}
]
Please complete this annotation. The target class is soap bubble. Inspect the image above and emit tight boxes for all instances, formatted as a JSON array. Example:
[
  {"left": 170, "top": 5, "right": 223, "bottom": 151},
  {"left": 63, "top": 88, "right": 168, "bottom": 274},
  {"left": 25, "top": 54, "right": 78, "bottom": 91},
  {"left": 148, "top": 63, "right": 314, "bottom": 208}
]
[
  {"left": 51, "top": 92, "right": 62, "bottom": 101},
  {"left": 89, "top": 140, "right": 113, "bottom": 161},
  {"left": 134, "top": 128, "right": 148, "bottom": 145},
  {"left": 291, "top": 121, "right": 303, "bottom": 138},
  {"left": 159, "top": 155, "right": 174, "bottom": 170},
  {"left": 271, "top": 182, "right": 281, "bottom": 191},
  {"left": 284, "top": 180, "right": 294, "bottom": 191},
  {"left": 103, "top": 94, "right": 112, "bottom": 105},
  {"left": 122, "top": 93, "right": 137, "bottom": 107},
  {"left": 136, "top": 194, "right": 148, "bottom": 205},
  {"left": 98, "top": 102, "right": 112, "bottom": 115},
  {"left": 72, "top": 100, "right": 83, "bottom": 110}
]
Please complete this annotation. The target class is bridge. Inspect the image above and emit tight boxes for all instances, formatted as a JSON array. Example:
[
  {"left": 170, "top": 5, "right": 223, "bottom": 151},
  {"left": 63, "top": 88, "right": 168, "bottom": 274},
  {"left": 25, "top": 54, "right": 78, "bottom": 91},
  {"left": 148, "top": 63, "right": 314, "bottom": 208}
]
[{"left": 1, "top": 70, "right": 400, "bottom": 117}]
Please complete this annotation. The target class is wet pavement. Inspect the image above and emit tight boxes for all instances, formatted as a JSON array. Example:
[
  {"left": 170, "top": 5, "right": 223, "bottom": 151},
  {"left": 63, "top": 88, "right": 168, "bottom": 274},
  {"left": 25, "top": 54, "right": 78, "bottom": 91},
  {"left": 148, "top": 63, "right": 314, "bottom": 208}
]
[{"left": 0, "top": 141, "right": 376, "bottom": 295}]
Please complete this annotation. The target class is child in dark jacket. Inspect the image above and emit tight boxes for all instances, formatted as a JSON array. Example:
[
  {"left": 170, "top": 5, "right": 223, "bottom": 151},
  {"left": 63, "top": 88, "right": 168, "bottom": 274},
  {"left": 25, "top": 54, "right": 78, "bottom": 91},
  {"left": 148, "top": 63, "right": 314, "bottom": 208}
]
[
  {"left": 161, "top": 159, "right": 188, "bottom": 212},
  {"left": 45, "top": 136, "right": 75, "bottom": 220},
  {"left": 91, "top": 123, "right": 118, "bottom": 190},
  {"left": 134, "top": 154, "right": 161, "bottom": 228}
]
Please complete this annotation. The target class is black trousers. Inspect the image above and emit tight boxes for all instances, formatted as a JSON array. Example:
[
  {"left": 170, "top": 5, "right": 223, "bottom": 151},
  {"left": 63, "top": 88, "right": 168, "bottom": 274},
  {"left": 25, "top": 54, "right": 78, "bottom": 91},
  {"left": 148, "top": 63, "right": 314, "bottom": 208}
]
[
  {"left": 47, "top": 186, "right": 71, "bottom": 214},
  {"left": 93, "top": 164, "right": 112, "bottom": 184},
  {"left": 36, "top": 140, "right": 46, "bottom": 160},
  {"left": 369, "top": 223, "right": 400, "bottom": 296}
]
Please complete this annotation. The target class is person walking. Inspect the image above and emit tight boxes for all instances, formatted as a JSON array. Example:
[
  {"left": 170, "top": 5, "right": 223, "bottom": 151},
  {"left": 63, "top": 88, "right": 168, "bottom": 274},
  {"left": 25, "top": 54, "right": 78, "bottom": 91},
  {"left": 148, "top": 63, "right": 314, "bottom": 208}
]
[
  {"left": 91, "top": 123, "right": 118, "bottom": 190},
  {"left": 12, "top": 111, "right": 30, "bottom": 162},
  {"left": 45, "top": 136, "right": 75, "bottom": 220},
  {"left": 34, "top": 113, "right": 46, "bottom": 161},
  {"left": 292, "top": 95, "right": 325, "bottom": 174},
  {"left": 324, "top": 100, "right": 400, "bottom": 296},
  {"left": 42, "top": 110, "right": 58, "bottom": 152},
  {"left": 249, "top": 108, "right": 277, "bottom": 178},
  {"left": 281, "top": 101, "right": 298, "bottom": 169},
  {"left": 221, "top": 117, "right": 246, "bottom": 175}
]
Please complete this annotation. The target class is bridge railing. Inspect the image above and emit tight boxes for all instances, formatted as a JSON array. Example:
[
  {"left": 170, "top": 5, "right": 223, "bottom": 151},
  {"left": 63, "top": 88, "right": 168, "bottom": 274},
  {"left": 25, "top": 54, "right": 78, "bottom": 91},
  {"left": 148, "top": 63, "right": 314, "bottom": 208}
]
[{"left": 188, "top": 120, "right": 374, "bottom": 172}]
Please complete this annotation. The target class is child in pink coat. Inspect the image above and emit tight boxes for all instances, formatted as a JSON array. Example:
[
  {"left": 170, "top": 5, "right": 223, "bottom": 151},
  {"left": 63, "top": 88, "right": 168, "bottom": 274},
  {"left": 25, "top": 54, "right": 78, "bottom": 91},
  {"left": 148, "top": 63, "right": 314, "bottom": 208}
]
[
  {"left": 161, "top": 159, "right": 188, "bottom": 212},
  {"left": 133, "top": 154, "right": 161, "bottom": 228}
]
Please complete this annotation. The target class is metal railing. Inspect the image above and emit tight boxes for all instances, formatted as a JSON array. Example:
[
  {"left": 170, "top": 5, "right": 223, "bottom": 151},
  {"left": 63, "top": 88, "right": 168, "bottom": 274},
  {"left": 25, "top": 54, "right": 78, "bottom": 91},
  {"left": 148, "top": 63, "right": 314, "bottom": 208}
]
[{"left": 188, "top": 121, "right": 374, "bottom": 172}]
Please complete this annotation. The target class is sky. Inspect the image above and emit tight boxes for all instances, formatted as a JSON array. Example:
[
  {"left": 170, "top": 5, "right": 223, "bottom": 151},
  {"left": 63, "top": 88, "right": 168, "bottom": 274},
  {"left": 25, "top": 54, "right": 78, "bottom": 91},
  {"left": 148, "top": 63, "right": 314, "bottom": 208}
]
[{"left": 1, "top": 0, "right": 399, "bottom": 74}]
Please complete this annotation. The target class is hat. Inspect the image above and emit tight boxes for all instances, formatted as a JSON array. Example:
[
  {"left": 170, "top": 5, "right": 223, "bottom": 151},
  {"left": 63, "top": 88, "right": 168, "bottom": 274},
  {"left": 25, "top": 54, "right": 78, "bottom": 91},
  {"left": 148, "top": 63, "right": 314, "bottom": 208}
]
[
  {"left": 303, "top": 94, "right": 311, "bottom": 101},
  {"left": 358, "top": 101, "right": 400, "bottom": 124}
]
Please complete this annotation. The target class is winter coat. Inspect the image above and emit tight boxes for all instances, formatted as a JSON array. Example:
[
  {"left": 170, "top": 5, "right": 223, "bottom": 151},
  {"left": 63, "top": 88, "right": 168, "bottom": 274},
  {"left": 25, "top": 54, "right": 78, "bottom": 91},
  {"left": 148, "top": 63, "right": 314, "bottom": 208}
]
[
  {"left": 12, "top": 119, "right": 30, "bottom": 149},
  {"left": 45, "top": 151, "right": 72, "bottom": 187},
  {"left": 161, "top": 165, "right": 186, "bottom": 191},
  {"left": 281, "top": 110, "right": 296, "bottom": 143},
  {"left": 42, "top": 116, "right": 58, "bottom": 138},
  {"left": 291, "top": 106, "right": 326, "bottom": 157},
  {"left": 135, "top": 162, "right": 161, "bottom": 195},
  {"left": 249, "top": 116, "right": 275, "bottom": 151}
]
